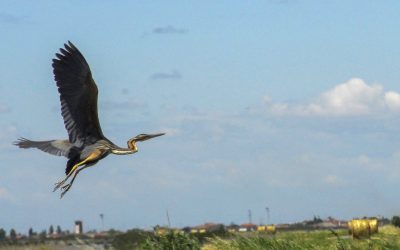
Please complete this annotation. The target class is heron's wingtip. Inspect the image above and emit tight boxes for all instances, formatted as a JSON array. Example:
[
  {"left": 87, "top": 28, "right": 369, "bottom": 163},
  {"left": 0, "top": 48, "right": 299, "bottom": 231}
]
[{"left": 13, "top": 137, "right": 26, "bottom": 146}]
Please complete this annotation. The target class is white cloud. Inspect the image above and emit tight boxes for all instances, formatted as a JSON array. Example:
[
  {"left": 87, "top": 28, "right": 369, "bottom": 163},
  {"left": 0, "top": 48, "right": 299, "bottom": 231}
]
[
  {"left": 384, "top": 91, "right": 400, "bottom": 111},
  {"left": 263, "top": 78, "right": 400, "bottom": 117},
  {"left": 316, "top": 78, "right": 383, "bottom": 115}
]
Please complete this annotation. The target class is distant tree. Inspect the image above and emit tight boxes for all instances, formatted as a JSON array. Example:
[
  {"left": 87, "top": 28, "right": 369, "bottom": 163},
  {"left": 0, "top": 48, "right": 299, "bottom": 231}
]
[
  {"left": 381, "top": 217, "right": 391, "bottom": 225},
  {"left": 392, "top": 216, "right": 400, "bottom": 227},
  {"left": 108, "top": 229, "right": 120, "bottom": 237},
  {"left": 28, "top": 227, "right": 34, "bottom": 238},
  {"left": 87, "top": 229, "right": 97, "bottom": 234},
  {"left": 56, "top": 225, "right": 62, "bottom": 235},
  {"left": 49, "top": 225, "right": 54, "bottom": 235},
  {"left": 313, "top": 216, "right": 323, "bottom": 223},
  {"left": 39, "top": 230, "right": 46, "bottom": 241},
  {"left": 229, "top": 222, "right": 239, "bottom": 227},
  {"left": 9, "top": 229, "right": 17, "bottom": 241},
  {"left": 0, "top": 228, "right": 6, "bottom": 241}
]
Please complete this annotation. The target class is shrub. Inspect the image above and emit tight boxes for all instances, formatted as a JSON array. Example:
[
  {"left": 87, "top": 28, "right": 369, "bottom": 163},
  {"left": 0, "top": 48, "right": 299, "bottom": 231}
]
[
  {"left": 141, "top": 230, "right": 200, "bottom": 250},
  {"left": 391, "top": 216, "right": 400, "bottom": 228},
  {"left": 112, "top": 229, "right": 150, "bottom": 250}
]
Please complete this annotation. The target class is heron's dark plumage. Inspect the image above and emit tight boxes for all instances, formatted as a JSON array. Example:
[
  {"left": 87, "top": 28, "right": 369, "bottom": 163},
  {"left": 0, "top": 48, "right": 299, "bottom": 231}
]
[
  {"left": 14, "top": 41, "right": 165, "bottom": 197},
  {"left": 65, "top": 147, "right": 81, "bottom": 175},
  {"left": 52, "top": 41, "right": 106, "bottom": 146}
]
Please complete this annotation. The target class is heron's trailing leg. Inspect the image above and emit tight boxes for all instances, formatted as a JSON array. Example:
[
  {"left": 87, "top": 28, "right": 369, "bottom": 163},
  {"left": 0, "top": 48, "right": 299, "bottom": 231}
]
[
  {"left": 60, "top": 164, "right": 93, "bottom": 198},
  {"left": 53, "top": 173, "right": 73, "bottom": 192},
  {"left": 53, "top": 161, "right": 86, "bottom": 191},
  {"left": 54, "top": 150, "right": 101, "bottom": 192}
]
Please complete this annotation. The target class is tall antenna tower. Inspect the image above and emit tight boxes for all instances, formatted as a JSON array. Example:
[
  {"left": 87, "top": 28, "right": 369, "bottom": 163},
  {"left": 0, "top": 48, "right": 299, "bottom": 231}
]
[
  {"left": 266, "top": 207, "right": 270, "bottom": 225},
  {"left": 100, "top": 213, "right": 104, "bottom": 231},
  {"left": 248, "top": 209, "right": 252, "bottom": 224},
  {"left": 166, "top": 209, "right": 171, "bottom": 228}
]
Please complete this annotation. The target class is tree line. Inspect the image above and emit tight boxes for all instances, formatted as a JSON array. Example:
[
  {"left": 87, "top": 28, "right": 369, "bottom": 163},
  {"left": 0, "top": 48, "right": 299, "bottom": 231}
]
[{"left": 0, "top": 225, "right": 65, "bottom": 242}]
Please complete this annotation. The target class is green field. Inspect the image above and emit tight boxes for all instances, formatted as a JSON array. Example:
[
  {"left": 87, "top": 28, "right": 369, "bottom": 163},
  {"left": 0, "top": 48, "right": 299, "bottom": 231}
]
[
  {"left": 2, "top": 225, "right": 400, "bottom": 250},
  {"left": 202, "top": 226, "right": 400, "bottom": 250},
  {"left": 141, "top": 225, "right": 400, "bottom": 250}
]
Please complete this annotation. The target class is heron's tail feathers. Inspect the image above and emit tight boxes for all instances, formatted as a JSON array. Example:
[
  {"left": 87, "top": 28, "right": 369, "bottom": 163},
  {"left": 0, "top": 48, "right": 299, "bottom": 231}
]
[{"left": 14, "top": 138, "right": 72, "bottom": 157}]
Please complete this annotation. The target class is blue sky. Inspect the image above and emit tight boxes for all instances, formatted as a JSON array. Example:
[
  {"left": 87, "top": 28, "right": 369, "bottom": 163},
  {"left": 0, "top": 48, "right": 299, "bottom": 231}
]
[{"left": 1, "top": 0, "right": 400, "bottom": 234}]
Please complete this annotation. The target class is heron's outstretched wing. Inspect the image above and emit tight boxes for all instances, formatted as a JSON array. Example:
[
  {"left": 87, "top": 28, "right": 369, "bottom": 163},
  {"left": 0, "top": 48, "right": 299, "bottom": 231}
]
[
  {"left": 52, "top": 41, "right": 105, "bottom": 146},
  {"left": 14, "top": 138, "right": 72, "bottom": 157}
]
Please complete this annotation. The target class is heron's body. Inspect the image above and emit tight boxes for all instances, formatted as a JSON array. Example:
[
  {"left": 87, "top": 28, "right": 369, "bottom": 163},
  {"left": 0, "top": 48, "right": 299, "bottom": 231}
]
[{"left": 14, "top": 42, "right": 164, "bottom": 198}]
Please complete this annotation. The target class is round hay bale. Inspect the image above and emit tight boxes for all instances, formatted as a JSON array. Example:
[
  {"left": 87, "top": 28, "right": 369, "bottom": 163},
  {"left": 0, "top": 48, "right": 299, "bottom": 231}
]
[
  {"left": 349, "top": 219, "right": 371, "bottom": 239},
  {"left": 368, "top": 219, "right": 378, "bottom": 234},
  {"left": 266, "top": 225, "right": 276, "bottom": 234}
]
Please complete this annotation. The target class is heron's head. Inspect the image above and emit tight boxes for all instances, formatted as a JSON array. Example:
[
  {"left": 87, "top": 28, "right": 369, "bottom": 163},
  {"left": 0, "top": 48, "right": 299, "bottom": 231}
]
[
  {"left": 131, "top": 133, "right": 165, "bottom": 142},
  {"left": 127, "top": 133, "right": 165, "bottom": 151}
]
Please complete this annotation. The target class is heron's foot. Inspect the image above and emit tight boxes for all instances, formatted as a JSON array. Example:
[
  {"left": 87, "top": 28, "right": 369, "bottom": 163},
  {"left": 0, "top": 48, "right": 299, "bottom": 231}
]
[
  {"left": 53, "top": 179, "right": 67, "bottom": 192},
  {"left": 60, "top": 183, "right": 72, "bottom": 198}
]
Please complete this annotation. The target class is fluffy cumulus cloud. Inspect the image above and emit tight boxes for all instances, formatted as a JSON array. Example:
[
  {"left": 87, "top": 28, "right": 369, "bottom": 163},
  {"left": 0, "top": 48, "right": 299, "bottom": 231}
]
[
  {"left": 263, "top": 78, "right": 400, "bottom": 116},
  {"left": 384, "top": 91, "right": 400, "bottom": 111}
]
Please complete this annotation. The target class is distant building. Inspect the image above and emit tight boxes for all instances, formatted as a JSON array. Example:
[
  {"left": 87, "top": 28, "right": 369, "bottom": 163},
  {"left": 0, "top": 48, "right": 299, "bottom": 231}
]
[
  {"left": 154, "top": 226, "right": 183, "bottom": 235},
  {"left": 226, "top": 224, "right": 240, "bottom": 233},
  {"left": 313, "top": 217, "right": 348, "bottom": 229},
  {"left": 189, "top": 223, "right": 225, "bottom": 234},
  {"left": 239, "top": 223, "right": 257, "bottom": 232},
  {"left": 275, "top": 224, "right": 290, "bottom": 230},
  {"left": 75, "top": 221, "right": 83, "bottom": 234}
]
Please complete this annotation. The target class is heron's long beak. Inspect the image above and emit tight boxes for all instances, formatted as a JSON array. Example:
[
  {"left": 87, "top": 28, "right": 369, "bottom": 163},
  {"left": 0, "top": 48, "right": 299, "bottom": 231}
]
[
  {"left": 148, "top": 133, "right": 165, "bottom": 139},
  {"left": 134, "top": 132, "right": 166, "bottom": 142}
]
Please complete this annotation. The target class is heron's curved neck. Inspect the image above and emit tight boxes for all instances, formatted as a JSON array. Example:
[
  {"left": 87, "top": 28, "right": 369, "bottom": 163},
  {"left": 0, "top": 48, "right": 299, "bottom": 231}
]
[{"left": 111, "top": 139, "right": 138, "bottom": 155}]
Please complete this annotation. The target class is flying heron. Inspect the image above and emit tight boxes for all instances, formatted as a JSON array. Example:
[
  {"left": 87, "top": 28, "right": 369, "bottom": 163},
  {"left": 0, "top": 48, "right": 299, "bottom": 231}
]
[{"left": 14, "top": 41, "right": 164, "bottom": 198}]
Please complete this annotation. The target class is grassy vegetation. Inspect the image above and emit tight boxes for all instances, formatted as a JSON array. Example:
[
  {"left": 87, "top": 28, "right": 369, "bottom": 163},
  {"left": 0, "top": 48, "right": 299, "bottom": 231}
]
[
  {"left": 108, "top": 225, "right": 400, "bottom": 250},
  {"left": 2, "top": 225, "right": 400, "bottom": 249},
  {"left": 202, "top": 226, "right": 400, "bottom": 250}
]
